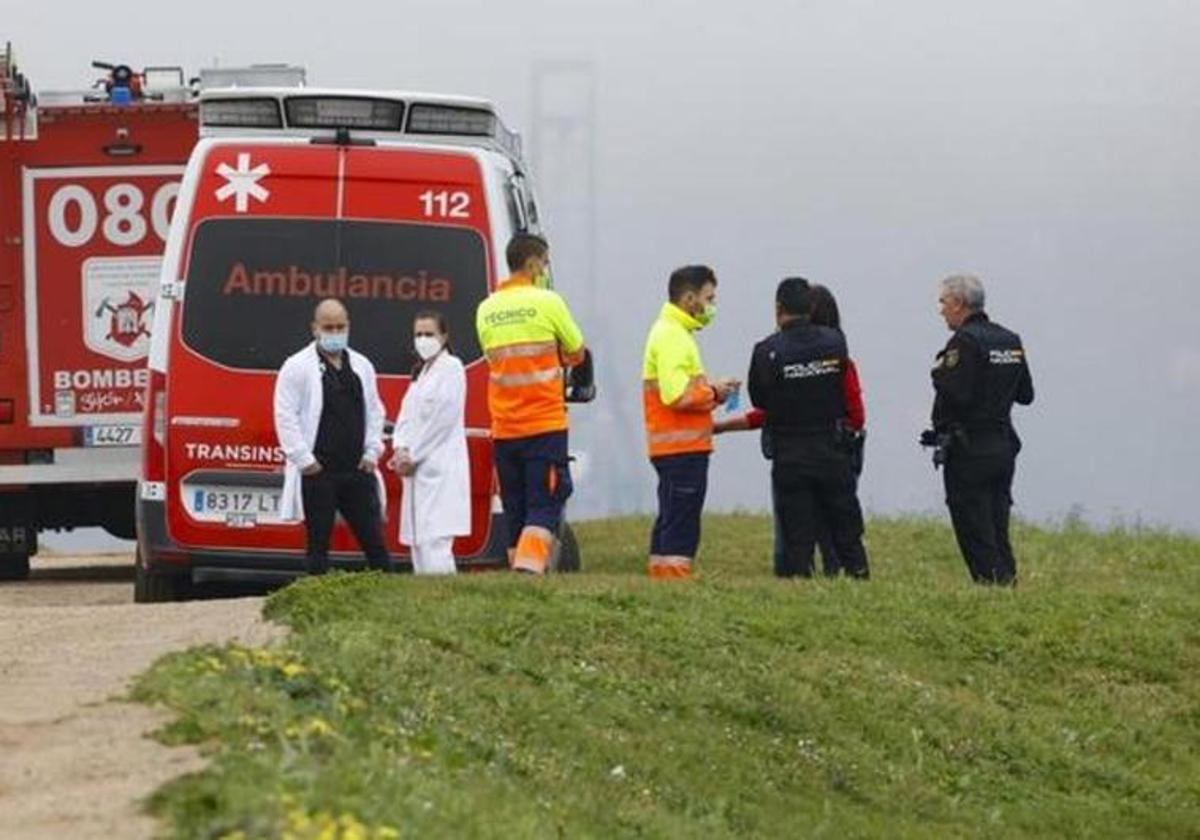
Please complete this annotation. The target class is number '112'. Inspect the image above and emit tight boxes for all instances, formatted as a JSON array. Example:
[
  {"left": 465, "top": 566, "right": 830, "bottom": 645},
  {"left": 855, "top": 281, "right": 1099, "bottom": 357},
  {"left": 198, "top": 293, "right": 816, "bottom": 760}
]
[{"left": 418, "top": 190, "right": 470, "bottom": 219}]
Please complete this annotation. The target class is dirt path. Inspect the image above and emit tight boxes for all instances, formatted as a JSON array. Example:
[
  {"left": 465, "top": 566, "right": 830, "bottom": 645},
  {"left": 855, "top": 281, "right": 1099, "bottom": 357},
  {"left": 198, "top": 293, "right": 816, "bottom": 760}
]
[{"left": 0, "top": 554, "right": 280, "bottom": 839}]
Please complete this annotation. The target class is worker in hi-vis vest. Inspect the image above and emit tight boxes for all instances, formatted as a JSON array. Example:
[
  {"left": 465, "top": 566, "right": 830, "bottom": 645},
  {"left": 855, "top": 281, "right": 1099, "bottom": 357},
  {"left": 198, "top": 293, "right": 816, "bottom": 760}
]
[
  {"left": 476, "top": 234, "right": 587, "bottom": 574},
  {"left": 642, "top": 265, "right": 740, "bottom": 578}
]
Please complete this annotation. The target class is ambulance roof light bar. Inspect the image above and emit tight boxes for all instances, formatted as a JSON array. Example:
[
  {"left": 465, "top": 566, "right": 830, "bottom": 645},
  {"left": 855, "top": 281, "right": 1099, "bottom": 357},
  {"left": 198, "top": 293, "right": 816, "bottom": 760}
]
[
  {"left": 198, "top": 88, "right": 525, "bottom": 164},
  {"left": 407, "top": 103, "right": 494, "bottom": 136},
  {"left": 202, "top": 97, "right": 282, "bottom": 128},
  {"left": 286, "top": 96, "right": 403, "bottom": 130}
]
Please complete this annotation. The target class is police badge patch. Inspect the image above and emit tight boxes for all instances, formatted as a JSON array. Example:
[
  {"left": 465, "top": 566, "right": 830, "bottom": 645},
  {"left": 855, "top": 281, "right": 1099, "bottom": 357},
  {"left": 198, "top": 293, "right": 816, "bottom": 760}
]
[{"left": 944, "top": 348, "right": 960, "bottom": 369}]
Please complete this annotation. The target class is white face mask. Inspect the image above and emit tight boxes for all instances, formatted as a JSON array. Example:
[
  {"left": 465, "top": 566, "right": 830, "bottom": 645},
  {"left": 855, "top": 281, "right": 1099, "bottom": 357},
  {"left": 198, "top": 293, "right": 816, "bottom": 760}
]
[{"left": 414, "top": 335, "right": 443, "bottom": 361}]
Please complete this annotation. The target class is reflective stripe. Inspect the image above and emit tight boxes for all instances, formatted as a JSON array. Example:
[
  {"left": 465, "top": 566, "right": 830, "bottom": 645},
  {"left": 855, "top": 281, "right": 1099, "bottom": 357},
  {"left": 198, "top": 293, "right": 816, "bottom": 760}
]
[
  {"left": 643, "top": 373, "right": 714, "bottom": 457},
  {"left": 648, "top": 428, "right": 711, "bottom": 446},
  {"left": 649, "top": 555, "right": 693, "bottom": 579},
  {"left": 487, "top": 341, "right": 559, "bottom": 362},
  {"left": 491, "top": 368, "right": 563, "bottom": 388},
  {"left": 650, "top": 554, "right": 691, "bottom": 567},
  {"left": 512, "top": 526, "right": 554, "bottom": 574}
]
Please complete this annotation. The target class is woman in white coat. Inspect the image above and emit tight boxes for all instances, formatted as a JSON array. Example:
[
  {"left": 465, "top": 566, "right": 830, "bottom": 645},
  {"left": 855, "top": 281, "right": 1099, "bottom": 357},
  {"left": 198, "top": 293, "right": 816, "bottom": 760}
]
[{"left": 391, "top": 311, "right": 471, "bottom": 575}]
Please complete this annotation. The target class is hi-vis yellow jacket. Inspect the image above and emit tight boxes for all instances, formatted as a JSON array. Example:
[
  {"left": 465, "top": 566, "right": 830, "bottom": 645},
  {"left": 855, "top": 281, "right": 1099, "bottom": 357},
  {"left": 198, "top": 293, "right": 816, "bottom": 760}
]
[
  {"left": 642, "top": 302, "right": 717, "bottom": 458},
  {"left": 476, "top": 275, "right": 585, "bottom": 440}
]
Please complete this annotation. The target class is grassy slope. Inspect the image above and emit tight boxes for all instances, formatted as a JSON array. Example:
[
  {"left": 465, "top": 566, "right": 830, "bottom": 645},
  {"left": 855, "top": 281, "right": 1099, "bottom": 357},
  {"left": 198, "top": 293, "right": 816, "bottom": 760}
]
[{"left": 133, "top": 516, "right": 1200, "bottom": 839}]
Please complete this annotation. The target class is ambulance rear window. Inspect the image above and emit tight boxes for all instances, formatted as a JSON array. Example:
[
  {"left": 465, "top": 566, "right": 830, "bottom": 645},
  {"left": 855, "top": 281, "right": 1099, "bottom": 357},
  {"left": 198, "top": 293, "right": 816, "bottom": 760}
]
[{"left": 180, "top": 218, "right": 488, "bottom": 375}]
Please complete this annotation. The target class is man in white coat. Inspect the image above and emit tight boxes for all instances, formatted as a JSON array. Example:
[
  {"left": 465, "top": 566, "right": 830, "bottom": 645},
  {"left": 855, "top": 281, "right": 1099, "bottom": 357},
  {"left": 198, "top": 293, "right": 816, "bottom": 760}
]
[
  {"left": 274, "top": 298, "right": 390, "bottom": 575},
  {"left": 392, "top": 311, "right": 471, "bottom": 574}
]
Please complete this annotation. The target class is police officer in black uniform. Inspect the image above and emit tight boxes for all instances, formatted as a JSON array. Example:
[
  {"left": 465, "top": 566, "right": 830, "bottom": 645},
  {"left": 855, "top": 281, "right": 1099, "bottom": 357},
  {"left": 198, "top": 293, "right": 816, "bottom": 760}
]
[
  {"left": 748, "top": 278, "right": 869, "bottom": 579},
  {"left": 927, "top": 274, "right": 1034, "bottom": 585}
]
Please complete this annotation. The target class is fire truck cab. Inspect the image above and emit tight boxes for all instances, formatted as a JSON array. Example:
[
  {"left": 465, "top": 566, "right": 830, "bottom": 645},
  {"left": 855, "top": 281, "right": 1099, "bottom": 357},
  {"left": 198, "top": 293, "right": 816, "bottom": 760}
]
[
  {"left": 136, "top": 86, "right": 556, "bottom": 600},
  {"left": 0, "top": 45, "right": 199, "bottom": 579}
]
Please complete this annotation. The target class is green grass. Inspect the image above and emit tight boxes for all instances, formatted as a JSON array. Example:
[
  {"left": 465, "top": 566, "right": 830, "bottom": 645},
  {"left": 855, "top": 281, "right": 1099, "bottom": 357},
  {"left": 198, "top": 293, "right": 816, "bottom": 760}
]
[{"left": 132, "top": 515, "right": 1200, "bottom": 839}]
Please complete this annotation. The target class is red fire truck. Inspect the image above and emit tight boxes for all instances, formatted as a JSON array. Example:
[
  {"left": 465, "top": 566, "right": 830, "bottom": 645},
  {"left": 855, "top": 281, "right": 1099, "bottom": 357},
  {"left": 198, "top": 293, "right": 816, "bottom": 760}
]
[{"left": 0, "top": 44, "right": 300, "bottom": 579}]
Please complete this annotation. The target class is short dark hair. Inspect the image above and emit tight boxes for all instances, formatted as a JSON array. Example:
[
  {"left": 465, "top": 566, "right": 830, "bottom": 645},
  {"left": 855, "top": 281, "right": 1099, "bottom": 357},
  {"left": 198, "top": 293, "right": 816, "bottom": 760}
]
[
  {"left": 506, "top": 233, "right": 549, "bottom": 272},
  {"left": 776, "top": 276, "right": 811, "bottom": 316},
  {"left": 808, "top": 284, "right": 841, "bottom": 331},
  {"left": 668, "top": 265, "right": 717, "bottom": 303}
]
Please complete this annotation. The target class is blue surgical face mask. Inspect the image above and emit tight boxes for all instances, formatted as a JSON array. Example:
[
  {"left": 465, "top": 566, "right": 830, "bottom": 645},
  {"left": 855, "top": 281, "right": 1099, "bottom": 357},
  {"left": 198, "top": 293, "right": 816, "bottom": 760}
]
[{"left": 318, "top": 331, "right": 349, "bottom": 354}]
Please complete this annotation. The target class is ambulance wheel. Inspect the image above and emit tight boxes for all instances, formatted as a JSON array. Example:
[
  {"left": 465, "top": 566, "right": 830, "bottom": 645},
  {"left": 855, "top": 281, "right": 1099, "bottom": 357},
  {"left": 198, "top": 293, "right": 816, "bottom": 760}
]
[
  {"left": 134, "top": 549, "right": 191, "bottom": 603},
  {"left": 552, "top": 523, "right": 581, "bottom": 573},
  {"left": 0, "top": 553, "right": 31, "bottom": 581}
]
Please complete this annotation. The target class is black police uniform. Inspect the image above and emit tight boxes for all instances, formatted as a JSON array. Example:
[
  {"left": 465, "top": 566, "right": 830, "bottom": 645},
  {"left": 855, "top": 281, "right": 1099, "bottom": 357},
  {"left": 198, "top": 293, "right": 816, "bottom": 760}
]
[
  {"left": 749, "top": 320, "right": 869, "bottom": 578},
  {"left": 931, "top": 312, "right": 1034, "bottom": 585}
]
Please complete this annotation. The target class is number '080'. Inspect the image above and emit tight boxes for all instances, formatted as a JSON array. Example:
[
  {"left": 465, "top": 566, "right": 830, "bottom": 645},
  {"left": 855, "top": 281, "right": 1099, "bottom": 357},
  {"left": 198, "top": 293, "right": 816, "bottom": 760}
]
[{"left": 47, "top": 182, "right": 180, "bottom": 248}]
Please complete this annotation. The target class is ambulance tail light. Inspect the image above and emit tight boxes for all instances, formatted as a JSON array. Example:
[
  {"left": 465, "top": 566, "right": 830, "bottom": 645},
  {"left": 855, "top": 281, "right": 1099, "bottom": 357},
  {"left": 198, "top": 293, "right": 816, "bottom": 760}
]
[
  {"left": 0, "top": 399, "right": 13, "bottom": 424},
  {"left": 407, "top": 104, "right": 494, "bottom": 136},
  {"left": 142, "top": 371, "right": 167, "bottom": 481},
  {"left": 153, "top": 389, "right": 166, "bottom": 447},
  {"left": 285, "top": 96, "right": 403, "bottom": 130}
]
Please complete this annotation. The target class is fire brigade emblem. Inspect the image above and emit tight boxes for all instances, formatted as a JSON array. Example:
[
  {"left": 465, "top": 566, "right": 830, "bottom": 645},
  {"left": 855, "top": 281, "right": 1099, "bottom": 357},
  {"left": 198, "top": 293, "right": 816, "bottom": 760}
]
[
  {"left": 81, "top": 256, "right": 160, "bottom": 361},
  {"left": 99, "top": 291, "right": 153, "bottom": 345}
]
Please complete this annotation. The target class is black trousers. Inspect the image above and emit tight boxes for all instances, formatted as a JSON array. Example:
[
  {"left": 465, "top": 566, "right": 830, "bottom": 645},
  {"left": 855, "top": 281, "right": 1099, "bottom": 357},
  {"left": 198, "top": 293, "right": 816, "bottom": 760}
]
[
  {"left": 943, "top": 447, "right": 1018, "bottom": 585},
  {"left": 771, "top": 481, "right": 854, "bottom": 577},
  {"left": 772, "top": 456, "right": 869, "bottom": 579},
  {"left": 301, "top": 469, "right": 390, "bottom": 574}
]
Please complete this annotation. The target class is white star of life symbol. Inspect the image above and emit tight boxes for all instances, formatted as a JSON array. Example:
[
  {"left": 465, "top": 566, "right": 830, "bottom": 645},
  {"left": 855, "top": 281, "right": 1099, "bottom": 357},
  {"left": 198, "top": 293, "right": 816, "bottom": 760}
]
[{"left": 215, "top": 153, "right": 271, "bottom": 213}]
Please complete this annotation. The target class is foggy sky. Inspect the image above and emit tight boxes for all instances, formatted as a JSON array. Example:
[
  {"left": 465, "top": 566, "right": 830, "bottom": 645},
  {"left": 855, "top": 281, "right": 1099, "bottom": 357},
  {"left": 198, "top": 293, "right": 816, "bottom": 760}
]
[{"left": 15, "top": 0, "right": 1200, "bottom": 543}]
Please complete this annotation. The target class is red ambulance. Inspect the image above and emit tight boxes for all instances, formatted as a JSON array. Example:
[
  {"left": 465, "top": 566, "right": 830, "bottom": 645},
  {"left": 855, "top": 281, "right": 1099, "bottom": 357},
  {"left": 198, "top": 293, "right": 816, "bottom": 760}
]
[
  {"left": 136, "top": 87, "right": 571, "bottom": 600},
  {"left": 0, "top": 47, "right": 198, "bottom": 580}
]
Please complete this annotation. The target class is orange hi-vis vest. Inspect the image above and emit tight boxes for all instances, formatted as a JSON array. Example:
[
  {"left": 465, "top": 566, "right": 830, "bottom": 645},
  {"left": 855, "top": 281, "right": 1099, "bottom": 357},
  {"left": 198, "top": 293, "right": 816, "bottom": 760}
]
[
  {"left": 476, "top": 274, "right": 586, "bottom": 440},
  {"left": 642, "top": 302, "right": 717, "bottom": 458}
]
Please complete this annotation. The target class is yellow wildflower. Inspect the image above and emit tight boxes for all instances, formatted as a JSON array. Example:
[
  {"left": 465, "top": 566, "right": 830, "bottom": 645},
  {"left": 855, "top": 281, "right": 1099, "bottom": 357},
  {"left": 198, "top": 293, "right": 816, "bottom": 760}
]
[{"left": 281, "top": 661, "right": 309, "bottom": 679}]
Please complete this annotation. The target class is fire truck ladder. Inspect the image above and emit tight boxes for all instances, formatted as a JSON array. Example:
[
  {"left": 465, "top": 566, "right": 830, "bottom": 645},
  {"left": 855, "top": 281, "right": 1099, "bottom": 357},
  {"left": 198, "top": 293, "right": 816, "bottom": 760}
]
[{"left": 1, "top": 41, "right": 35, "bottom": 141}]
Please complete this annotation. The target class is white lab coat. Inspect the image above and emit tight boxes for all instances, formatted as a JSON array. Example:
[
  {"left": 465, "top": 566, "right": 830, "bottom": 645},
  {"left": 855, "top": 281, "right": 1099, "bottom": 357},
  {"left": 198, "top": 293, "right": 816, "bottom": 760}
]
[
  {"left": 273, "top": 342, "right": 387, "bottom": 522},
  {"left": 392, "top": 350, "right": 471, "bottom": 545}
]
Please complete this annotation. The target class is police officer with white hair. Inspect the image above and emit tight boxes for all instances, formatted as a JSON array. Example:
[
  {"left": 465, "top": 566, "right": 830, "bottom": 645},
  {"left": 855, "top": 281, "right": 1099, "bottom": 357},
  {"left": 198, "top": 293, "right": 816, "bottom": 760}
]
[{"left": 925, "top": 274, "right": 1034, "bottom": 585}]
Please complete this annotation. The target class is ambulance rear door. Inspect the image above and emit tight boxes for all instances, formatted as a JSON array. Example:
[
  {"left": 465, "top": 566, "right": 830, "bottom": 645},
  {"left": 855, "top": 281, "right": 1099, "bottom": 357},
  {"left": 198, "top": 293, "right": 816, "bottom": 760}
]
[
  {"left": 164, "top": 141, "right": 340, "bottom": 554},
  {"left": 341, "top": 144, "right": 495, "bottom": 558}
]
